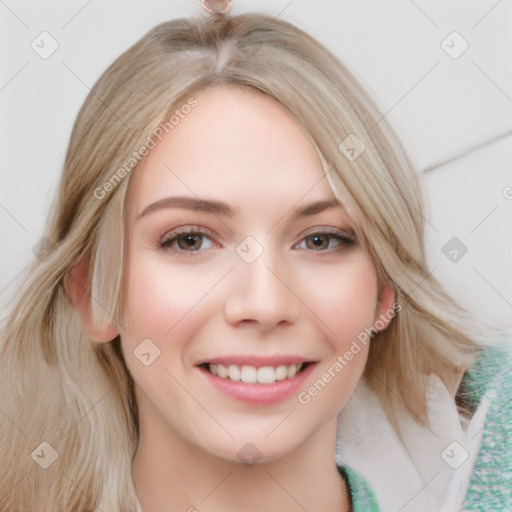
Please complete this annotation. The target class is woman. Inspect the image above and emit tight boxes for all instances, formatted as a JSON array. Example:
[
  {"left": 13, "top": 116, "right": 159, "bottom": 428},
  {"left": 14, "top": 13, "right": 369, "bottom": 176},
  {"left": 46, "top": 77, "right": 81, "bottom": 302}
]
[{"left": 1, "top": 10, "right": 510, "bottom": 512}]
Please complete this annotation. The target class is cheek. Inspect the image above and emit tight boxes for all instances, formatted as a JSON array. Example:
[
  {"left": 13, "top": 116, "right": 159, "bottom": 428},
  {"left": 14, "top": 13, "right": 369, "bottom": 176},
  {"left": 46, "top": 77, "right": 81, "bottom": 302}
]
[
  {"left": 295, "top": 259, "right": 377, "bottom": 413},
  {"left": 120, "top": 255, "right": 214, "bottom": 392},
  {"left": 123, "top": 254, "right": 215, "bottom": 338},
  {"left": 121, "top": 252, "right": 230, "bottom": 380},
  {"left": 299, "top": 256, "right": 379, "bottom": 345}
]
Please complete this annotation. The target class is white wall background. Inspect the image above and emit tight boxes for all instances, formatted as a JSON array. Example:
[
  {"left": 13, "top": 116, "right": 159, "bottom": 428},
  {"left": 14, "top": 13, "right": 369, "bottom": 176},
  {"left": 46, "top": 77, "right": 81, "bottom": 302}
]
[{"left": 1, "top": 0, "right": 511, "bottom": 328}]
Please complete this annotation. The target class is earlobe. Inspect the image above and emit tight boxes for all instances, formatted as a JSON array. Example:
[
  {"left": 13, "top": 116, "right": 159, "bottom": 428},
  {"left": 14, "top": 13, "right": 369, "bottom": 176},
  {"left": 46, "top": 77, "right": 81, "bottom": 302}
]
[
  {"left": 374, "top": 279, "right": 396, "bottom": 332},
  {"left": 64, "top": 254, "right": 119, "bottom": 342}
]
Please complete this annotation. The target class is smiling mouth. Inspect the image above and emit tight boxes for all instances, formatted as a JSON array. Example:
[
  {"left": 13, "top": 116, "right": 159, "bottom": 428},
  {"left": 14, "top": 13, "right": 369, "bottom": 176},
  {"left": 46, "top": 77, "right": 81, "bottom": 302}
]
[{"left": 199, "top": 362, "right": 312, "bottom": 384}]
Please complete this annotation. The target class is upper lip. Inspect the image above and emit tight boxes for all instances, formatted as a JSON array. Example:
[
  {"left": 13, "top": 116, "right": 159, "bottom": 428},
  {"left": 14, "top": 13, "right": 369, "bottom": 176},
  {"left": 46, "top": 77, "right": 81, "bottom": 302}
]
[{"left": 197, "top": 355, "right": 317, "bottom": 367}]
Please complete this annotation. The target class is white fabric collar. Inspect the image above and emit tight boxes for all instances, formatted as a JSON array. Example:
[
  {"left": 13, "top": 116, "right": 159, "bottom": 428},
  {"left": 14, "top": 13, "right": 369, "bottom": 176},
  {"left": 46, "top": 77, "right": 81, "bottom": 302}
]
[{"left": 335, "top": 374, "right": 492, "bottom": 512}]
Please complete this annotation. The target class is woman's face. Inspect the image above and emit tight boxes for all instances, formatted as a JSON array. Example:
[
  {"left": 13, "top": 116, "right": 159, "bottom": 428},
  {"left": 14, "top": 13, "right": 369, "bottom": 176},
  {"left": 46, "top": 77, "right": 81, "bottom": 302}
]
[{"left": 122, "top": 83, "right": 394, "bottom": 463}]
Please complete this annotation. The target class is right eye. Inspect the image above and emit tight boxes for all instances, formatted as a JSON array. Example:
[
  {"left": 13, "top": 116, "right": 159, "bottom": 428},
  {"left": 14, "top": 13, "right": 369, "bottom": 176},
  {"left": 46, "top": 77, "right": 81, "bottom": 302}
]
[{"left": 158, "top": 226, "right": 220, "bottom": 253}]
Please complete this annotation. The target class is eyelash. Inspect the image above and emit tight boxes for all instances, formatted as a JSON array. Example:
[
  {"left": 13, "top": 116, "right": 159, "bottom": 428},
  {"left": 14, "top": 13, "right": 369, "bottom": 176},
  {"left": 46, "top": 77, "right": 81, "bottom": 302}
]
[
  {"left": 157, "top": 226, "right": 356, "bottom": 254},
  {"left": 158, "top": 226, "right": 219, "bottom": 254},
  {"left": 293, "top": 227, "right": 356, "bottom": 251}
]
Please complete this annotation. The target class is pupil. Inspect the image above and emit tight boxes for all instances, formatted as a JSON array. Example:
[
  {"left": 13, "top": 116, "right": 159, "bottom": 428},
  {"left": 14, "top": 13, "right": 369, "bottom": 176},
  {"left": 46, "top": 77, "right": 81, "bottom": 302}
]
[
  {"left": 179, "top": 234, "right": 202, "bottom": 250},
  {"left": 308, "top": 234, "right": 328, "bottom": 250}
]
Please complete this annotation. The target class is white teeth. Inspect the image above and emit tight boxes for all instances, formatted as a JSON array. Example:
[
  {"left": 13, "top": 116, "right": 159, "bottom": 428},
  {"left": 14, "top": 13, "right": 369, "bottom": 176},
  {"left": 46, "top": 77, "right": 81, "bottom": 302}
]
[
  {"left": 275, "top": 365, "right": 288, "bottom": 381},
  {"left": 287, "top": 364, "right": 296, "bottom": 379},
  {"left": 228, "top": 364, "right": 241, "bottom": 381},
  {"left": 216, "top": 364, "right": 228, "bottom": 378},
  {"left": 208, "top": 363, "right": 303, "bottom": 384},
  {"left": 257, "top": 366, "right": 275, "bottom": 384},
  {"left": 240, "top": 365, "right": 257, "bottom": 383}
]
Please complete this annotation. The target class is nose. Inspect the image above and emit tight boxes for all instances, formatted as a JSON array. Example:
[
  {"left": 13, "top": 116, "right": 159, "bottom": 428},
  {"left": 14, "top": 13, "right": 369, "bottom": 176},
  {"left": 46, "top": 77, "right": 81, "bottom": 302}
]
[{"left": 223, "top": 256, "right": 300, "bottom": 331}]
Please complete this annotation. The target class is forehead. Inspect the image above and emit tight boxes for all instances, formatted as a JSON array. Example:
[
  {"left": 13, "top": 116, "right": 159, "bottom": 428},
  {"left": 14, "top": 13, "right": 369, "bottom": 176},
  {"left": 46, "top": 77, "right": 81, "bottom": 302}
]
[{"left": 127, "top": 84, "right": 334, "bottom": 215}]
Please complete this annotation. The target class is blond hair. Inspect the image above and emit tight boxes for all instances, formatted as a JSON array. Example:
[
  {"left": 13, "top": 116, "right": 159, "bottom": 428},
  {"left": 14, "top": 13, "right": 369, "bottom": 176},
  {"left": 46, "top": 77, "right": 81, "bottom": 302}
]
[{"left": 0, "top": 12, "right": 487, "bottom": 511}]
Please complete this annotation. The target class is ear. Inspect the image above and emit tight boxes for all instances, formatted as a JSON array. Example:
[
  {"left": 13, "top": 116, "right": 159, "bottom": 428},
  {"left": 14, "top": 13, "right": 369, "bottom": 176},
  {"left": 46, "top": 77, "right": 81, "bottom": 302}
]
[
  {"left": 64, "top": 254, "right": 119, "bottom": 342},
  {"left": 373, "top": 279, "right": 397, "bottom": 332}
]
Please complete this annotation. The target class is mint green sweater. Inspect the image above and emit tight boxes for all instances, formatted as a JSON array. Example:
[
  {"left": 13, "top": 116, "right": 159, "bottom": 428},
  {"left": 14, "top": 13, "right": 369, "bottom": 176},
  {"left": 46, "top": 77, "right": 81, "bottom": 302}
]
[{"left": 338, "top": 339, "right": 512, "bottom": 511}]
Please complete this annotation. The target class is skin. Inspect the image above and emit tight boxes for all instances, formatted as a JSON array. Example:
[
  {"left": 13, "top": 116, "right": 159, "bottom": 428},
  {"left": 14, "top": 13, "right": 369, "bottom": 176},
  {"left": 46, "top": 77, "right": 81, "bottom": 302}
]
[{"left": 70, "top": 83, "right": 395, "bottom": 512}]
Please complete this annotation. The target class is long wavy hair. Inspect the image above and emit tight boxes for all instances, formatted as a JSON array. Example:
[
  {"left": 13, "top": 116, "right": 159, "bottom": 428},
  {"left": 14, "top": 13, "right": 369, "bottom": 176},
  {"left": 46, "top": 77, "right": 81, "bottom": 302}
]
[{"left": 0, "top": 12, "right": 487, "bottom": 511}]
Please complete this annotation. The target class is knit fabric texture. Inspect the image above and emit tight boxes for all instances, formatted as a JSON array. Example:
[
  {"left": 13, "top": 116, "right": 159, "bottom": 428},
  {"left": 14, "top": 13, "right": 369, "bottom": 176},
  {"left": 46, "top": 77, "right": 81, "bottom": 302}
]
[
  {"left": 339, "top": 465, "right": 380, "bottom": 512},
  {"left": 339, "top": 338, "right": 512, "bottom": 512}
]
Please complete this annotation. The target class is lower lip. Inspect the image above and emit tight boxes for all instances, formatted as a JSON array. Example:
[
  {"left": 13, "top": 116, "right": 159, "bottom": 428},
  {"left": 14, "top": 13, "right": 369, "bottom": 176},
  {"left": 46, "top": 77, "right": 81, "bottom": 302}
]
[{"left": 197, "top": 363, "right": 317, "bottom": 405}]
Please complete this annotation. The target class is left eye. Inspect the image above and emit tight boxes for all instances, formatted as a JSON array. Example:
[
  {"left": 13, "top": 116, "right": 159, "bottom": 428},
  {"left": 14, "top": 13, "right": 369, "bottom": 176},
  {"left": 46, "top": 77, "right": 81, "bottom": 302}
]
[{"left": 294, "top": 232, "right": 353, "bottom": 251}]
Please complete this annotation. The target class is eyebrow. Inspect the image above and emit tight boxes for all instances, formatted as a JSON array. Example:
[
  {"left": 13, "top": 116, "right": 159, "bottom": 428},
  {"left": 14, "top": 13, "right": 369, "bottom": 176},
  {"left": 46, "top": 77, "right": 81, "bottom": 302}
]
[
  {"left": 136, "top": 196, "right": 340, "bottom": 221},
  {"left": 295, "top": 199, "right": 339, "bottom": 218},
  {"left": 137, "top": 196, "right": 236, "bottom": 220}
]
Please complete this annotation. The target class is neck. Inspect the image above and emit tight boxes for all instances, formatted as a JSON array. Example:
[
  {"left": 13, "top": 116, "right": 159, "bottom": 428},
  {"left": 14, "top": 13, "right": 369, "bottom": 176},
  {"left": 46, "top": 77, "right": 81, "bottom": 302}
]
[{"left": 131, "top": 405, "right": 350, "bottom": 512}]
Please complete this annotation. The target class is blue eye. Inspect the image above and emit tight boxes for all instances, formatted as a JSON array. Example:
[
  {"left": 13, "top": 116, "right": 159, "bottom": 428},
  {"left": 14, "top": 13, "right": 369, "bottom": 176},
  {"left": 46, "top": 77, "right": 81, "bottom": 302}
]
[{"left": 158, "top": 227, "right": 216, "bottom": 252}]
